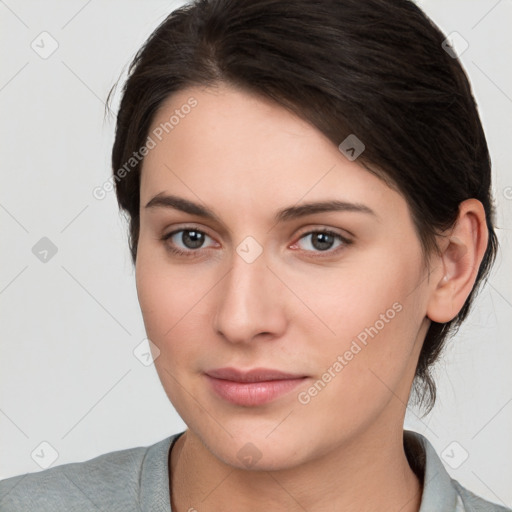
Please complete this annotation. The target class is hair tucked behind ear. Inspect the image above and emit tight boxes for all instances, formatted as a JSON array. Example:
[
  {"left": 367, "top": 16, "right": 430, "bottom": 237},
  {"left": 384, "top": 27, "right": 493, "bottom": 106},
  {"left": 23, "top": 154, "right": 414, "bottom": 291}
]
[{"left": 109, "top": 0, "right": 498, "bottom": 414}]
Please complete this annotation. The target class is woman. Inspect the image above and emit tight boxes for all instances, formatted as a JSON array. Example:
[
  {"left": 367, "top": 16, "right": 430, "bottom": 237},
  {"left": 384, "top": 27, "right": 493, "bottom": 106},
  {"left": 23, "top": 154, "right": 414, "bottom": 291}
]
[{"left": 0, "top": 0, "right": 509, "bottom": 510}]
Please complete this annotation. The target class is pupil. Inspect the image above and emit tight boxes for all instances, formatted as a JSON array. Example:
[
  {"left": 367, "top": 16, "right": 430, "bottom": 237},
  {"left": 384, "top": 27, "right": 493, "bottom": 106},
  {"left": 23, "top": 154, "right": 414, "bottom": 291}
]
[
  {"left": 183, "top": 230, "right": 204, "bottom": 249},
  {"left": 312, "top": 232, "right": 334, "bottom": 251}
]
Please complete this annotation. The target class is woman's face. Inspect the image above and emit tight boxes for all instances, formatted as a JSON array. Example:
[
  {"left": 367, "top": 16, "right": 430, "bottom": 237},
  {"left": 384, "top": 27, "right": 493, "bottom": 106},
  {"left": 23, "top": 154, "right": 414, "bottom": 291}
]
[{"left": 136, "top": 84, "right": 434, "bottom": 470}]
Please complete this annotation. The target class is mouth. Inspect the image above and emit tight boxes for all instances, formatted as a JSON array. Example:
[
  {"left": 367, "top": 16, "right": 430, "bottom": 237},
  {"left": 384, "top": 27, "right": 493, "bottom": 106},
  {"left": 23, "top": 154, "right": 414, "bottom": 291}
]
[{"left": 204, "top": 367, "right": 309, "bottom": 406}]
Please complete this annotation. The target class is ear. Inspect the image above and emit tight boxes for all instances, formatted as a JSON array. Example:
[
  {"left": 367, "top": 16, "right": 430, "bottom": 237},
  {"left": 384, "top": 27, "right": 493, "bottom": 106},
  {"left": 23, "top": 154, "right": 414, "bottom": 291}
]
[{"left": 426, "top": 198, "right": 489, "bottom": 323}]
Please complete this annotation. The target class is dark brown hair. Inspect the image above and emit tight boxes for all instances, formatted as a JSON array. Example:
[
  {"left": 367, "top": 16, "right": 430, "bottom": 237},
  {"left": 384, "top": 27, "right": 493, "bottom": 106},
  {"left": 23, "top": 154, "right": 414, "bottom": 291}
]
[{"left": 109, "top": 0, "right": 498, "bottom": 413}]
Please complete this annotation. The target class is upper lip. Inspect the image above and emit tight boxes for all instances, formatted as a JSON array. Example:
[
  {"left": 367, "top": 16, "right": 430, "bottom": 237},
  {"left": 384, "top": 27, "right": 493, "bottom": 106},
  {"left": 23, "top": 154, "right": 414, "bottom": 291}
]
[{"left": 206, "top": 367, "right": 306, "bottom": 382}]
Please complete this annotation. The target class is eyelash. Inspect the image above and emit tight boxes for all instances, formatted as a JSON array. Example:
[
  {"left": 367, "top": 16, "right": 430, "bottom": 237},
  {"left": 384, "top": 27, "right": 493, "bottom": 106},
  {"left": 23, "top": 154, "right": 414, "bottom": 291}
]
[{"left": 160, "top": 226, "right": 352, "bottom": 259}]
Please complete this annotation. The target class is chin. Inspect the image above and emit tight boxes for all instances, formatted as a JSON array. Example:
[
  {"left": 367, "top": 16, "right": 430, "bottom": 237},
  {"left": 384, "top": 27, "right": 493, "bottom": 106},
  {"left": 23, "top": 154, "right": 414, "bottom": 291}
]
[{"left": 196, "top": 425, "right": 312, "bottom": 472}]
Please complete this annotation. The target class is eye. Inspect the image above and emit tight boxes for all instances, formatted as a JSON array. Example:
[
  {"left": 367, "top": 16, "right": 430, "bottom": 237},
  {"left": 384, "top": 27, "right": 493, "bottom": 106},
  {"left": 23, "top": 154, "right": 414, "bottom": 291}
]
[
  {"left": 161, "top": 227, "right": 217, "bottom": 256},
  {"left": 292, "top": 229, "right": 351, "bottom": 255},
  {"left": 161, "top": 226, "right": 352, "bottom": 259}
]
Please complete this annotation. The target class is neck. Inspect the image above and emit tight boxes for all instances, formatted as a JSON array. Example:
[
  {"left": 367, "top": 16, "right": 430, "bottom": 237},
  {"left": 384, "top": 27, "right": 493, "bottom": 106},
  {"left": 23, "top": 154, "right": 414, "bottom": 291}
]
[{"left": 170, "top": 422, "right": 422, "bottom": 512}]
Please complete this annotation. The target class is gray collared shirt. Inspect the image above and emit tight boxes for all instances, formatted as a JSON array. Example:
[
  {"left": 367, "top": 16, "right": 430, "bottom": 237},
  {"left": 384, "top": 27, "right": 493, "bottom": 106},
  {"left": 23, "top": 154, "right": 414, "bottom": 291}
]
[{"left": 0, "top": 430, "right": 510, "bottom": 511}]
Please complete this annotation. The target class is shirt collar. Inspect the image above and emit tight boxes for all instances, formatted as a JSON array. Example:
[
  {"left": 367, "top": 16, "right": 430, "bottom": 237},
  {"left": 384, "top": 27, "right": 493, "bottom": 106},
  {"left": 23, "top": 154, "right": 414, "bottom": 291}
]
[
  {"left": 139, "top": 434, "right": 177, "bottom": 512},
  {"left": 404, "top": 429, "right": 464, "bottom": 511}
]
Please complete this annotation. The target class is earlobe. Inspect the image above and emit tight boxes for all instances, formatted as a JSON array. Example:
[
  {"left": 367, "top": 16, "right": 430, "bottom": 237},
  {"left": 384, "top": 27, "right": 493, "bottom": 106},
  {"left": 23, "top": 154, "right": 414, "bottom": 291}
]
[{"left": 426, "top": 199, "right": 488, "bottom": 324}]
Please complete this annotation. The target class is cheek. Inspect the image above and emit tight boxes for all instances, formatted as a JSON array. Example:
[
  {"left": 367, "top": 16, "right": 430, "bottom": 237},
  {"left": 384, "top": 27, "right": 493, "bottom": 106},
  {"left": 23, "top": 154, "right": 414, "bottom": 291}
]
[
  {"left": 286, "top": 243, "right": 424, "bottom": 344},
  {"left": 135, "top": 250, "right": 209, "bottom": 416},
  {"left": 135, "top": 245, "right": 215, "bottom": 367},
  {"left": 292, "top": 311, "right": 421, "bottom": 445},
  {"left": 292, "top": 246, "right": 426, "bottom": 404}
]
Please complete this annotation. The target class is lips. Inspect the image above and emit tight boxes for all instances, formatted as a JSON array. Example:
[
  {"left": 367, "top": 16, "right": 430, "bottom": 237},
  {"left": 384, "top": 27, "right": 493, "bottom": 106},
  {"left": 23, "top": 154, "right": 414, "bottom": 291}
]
[
  {"left": 205, "top": 367, "right": 308, "bottom": 406},
  {"left": 206, "top": 367, "right": 305, "bottom": 382}
]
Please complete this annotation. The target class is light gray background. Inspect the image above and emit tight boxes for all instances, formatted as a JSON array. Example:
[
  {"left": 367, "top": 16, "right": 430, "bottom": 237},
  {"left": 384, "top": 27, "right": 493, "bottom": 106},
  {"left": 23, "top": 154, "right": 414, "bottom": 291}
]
[{"left": 1, "top": 0, "right": 511, "bottom": 506}]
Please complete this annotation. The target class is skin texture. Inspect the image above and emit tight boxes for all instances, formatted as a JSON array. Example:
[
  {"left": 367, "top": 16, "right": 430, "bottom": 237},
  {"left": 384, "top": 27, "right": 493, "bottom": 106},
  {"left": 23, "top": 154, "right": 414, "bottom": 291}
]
[{"left": 135, "top": 84, "right": 488, "bottom": 512}]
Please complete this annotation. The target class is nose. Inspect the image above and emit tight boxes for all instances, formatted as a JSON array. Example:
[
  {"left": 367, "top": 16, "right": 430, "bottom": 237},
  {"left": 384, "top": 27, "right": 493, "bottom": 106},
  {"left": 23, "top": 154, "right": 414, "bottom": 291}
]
[{"left": 213, "top": 248, "right": 288, "bottom": 344}]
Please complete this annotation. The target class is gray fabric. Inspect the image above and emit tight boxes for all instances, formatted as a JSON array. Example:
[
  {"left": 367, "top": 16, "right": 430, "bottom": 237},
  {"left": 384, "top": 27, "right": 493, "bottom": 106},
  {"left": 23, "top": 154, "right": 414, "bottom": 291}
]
[
  {"left": 0, "top": 430, "right": 509, "bottom": 511},
  {"left": 0, "top": 435, "right": 178, "bottom": 512},
  {"left": 409, "top": 432, "right": 510, "bottom": 512}
]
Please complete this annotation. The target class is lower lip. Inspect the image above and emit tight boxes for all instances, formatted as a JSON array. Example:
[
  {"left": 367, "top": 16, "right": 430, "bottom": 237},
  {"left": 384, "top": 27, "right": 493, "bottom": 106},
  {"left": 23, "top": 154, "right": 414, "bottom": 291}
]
[{"left": 206, "top": 375, "right": 307, "bottom": 406}]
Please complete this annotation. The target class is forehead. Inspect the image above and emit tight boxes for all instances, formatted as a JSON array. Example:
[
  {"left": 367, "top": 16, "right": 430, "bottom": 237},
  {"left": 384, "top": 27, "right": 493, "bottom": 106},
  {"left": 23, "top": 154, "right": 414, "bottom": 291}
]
[
  {"left": 139, "top": 84, "right": 406, "bottom": 222},
  {"left": 143, "top": 83, "right": 333, "bottom": 176}
]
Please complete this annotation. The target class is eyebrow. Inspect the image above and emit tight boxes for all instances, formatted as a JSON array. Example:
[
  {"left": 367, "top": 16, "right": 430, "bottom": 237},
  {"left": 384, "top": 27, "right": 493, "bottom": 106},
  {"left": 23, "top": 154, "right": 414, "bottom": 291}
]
[{"left": 145, "top": 193, "right": 377, "bottom": 223}]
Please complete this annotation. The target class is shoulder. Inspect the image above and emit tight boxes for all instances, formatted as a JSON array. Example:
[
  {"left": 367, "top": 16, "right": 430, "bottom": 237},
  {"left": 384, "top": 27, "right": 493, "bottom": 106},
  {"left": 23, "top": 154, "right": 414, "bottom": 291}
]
[
  {"left": 453, "top": 480, "right": 512, "bottom": 512},
  {"left": 0, "top": 435, "right": 177, "bottom": 512},
  {"left": 404, "top": 430, "right": 511, "bottom": 512}
]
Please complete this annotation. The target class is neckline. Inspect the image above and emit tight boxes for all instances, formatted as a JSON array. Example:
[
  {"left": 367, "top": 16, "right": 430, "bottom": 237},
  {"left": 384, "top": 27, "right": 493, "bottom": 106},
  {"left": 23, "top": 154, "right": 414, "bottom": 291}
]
[
  {"left": 167, "top": 430, "right": 186, "bottom": 511},
  {"left": 167, "top": 429, "right": 432, "bottom": 512}
]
